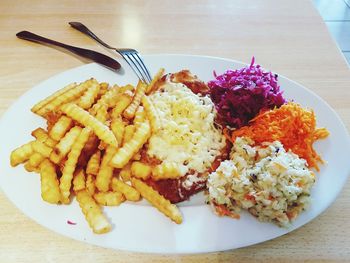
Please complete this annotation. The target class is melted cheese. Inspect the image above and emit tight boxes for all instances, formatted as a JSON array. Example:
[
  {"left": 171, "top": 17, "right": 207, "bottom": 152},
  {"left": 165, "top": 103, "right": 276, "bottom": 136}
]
[{"left": 147, "top": 82, "right": 225, "bottom": 176}]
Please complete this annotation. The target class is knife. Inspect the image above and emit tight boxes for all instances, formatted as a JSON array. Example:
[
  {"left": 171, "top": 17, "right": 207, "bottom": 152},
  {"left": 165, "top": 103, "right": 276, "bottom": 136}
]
[{"left": 16, "top": 30, "right": 121, "bottom": 72}]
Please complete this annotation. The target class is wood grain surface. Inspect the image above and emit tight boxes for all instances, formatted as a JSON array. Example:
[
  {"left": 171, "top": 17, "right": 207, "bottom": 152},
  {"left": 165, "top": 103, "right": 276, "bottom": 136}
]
[{"left": 0, "top": 0, "right": 349, "bottom": 262}]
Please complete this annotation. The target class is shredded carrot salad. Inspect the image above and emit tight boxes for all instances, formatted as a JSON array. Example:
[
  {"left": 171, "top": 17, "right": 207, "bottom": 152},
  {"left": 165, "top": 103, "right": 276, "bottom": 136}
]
[{"left": 229, "top": 102, "right": 329, "bottom": 171}]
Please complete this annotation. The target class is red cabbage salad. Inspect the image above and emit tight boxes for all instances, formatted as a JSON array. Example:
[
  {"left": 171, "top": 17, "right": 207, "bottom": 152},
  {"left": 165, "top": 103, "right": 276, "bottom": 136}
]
[{"left": 208, "top": 57, "right": 286, "bottom": 128}]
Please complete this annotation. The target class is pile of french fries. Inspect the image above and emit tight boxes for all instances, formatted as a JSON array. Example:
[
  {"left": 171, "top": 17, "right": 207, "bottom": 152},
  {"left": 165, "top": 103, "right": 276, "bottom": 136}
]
[{"left": 10, "top": 69, "right": 185, "bottom": 234}]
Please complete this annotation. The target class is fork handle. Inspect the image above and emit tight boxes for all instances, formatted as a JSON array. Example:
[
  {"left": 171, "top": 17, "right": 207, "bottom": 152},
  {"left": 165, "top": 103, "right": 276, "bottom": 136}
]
[
  {"left": 16, "top": 30, "right": 121, "bottom": 71},
  {"left": 69, "top": 22, "right": 115, "bottom": 50}
]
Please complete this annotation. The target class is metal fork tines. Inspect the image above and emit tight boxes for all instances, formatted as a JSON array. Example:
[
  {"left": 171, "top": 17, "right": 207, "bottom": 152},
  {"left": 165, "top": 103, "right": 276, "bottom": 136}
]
[
  {"left": 69, "top": 21, "right": 152, "bottom": 84},
  {"left": 116, "top": 48, "right": 152, "bottom": 84}
]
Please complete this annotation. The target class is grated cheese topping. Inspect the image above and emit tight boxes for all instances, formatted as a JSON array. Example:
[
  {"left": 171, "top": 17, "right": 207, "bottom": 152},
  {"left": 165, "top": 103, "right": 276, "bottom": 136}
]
[{"left": 147, "top": 82, "right": 226, "bottom": 176}]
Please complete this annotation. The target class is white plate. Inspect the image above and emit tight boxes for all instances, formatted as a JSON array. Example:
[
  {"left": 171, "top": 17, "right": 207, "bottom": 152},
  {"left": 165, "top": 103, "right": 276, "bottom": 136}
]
[{"left": 0, "top": 54, "right": 349, "bottom": 254}]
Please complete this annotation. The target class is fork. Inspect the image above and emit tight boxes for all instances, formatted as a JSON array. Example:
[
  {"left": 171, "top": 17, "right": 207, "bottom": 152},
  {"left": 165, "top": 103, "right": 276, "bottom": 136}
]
[{"left": 69, "top": 22, "right": 152, "bottom": 84}]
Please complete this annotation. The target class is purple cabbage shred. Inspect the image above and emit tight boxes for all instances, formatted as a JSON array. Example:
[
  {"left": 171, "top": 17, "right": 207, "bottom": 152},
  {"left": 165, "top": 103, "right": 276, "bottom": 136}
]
[{"left": 208, "top": 57, "right": 286, "bottom": 128}]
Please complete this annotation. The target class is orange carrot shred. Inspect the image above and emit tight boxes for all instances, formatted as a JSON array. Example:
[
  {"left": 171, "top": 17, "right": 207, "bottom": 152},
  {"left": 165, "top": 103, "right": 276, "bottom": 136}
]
[{"left": 230, "top": 102, "right": 329, "bottom": 171}]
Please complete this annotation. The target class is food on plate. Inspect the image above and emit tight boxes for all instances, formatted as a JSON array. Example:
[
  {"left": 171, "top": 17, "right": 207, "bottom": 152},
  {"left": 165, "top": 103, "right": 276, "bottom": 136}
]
[
  {"left": 145, "top": 80, "right": 225, "bottom": 176},
  {"left": 72, "top": 169, "right": 86, "bottom": 192},
  {"left": 30, "top": 82, "right": 77, "bottom": 114},
  {"left": 208, "top": 57, "right": 286, "bottom": 128},
  {"left": 40, "top": 159, "right": 61, "bottom": 204},
  {"left": 10, "top": 71, "right": 198, "bottom": 233},
  {"left": 60, "top": 103, "right": 118, "bottom": 146},
  {"left": 60, "top": 127, "right": 92, "bottom": 204},
  {"left": 131, "top": 161, "right": 152, "bottom": 179},
  {"left": 146, "top": 68, "right": 165, "bottom": 94},
  {"left": 141, "top": 95, "right": 162, "bottom": 132},
  {"left": 34, "top": 80, "right": 89, "bottom": 117},
  {"left": 144, "top": 78, "right": 227, "bottom": 202},
  {"left": 111, "top": 177, "right": 141, "bottom": 201},
  {"left": 110, "top": 116, "right": 126, "bottom": 144},
  {"left": 86, "top": 174, "right": 96, "bottom": 196},
  {"left": 93, "top": 191, "right": 125, "bottom": 206},
  {"left": 49, "top": 115, "right": 74, "bottom": 141},
  {"left": 170, "top": 70, "right": 210, "bottom": 94},
  {"left": 131, "top": 177, "right": 183, "bottom": 224},
  {"left": 110, "top": 121, "right": 151, "bottom": 168},
  {"left": 10, "top": 141, "right": 34, "bottom": 167},
  {"left": 230, "top": 102, "right": 330, "bottom": 170},
  {"left": 49, "top": 126, "right": 82, "bottom": 164},
  {"left": 151, "top": 162, "right": 181, "bottom": 180},
  {"left": 77, "top": 79, "right": 101, "bottom": 110},
  {"left": 123, "top": 81, "right": 147, "bottom": 119},
  {"left": 9, "top": 59, "right": 330, "bottom": 233},
  {"left": 28, "top": 152, "right": 45, "bottom": 168},
  {"left": 207, "top": 137, "right": 315, "bottom": 226},
  {"left": 75, "top": 189, "right": 111, "bottom": 234}
]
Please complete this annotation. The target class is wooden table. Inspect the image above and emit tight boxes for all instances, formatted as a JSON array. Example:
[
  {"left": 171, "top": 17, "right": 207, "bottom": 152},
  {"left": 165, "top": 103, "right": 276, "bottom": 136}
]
[{"left": 1, "top": 0, "right": 349, "bottom": 262}]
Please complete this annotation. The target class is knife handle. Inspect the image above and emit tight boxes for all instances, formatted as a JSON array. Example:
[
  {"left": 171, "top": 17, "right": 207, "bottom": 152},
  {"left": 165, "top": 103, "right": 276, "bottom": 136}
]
[
  {"left": 69, "top": 22, "right": 115, "bottom": 50},
  {"left": 16, "top": 31, "right": 121, "bottom": 72}
]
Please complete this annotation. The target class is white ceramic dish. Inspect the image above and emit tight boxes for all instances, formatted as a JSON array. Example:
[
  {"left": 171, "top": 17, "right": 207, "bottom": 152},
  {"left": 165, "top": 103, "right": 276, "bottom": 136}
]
[{"left": 0, "top": 54, "right": 349, "bottom": 254}]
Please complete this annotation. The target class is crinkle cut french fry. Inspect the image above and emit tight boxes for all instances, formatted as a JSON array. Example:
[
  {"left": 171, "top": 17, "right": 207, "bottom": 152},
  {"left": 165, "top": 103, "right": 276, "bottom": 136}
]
[
  {"left": 98, "top": 85, "right": 120, "bottom": 106},
  {"left": 95, "top": 103, "right": 109, "bottom": 123},
  {"left": 131, "top": 161, "right": 152, "bottom": 180},
  {"left": 90, "top": 85, "right": 120, "bottom": 116},
  {"left": 10, "top": 141, "right": 34, "bottom": 167},
  {"left": 73, "top": 169, "right": 86, "bottom": 192},
  {"left": 80, "top": 133, "right": 99, "bottom": 164},
  {"left": 31, "top": 128, "right": 48, "bottom": 142},
  {"left": 123, "top": 81, "right": 147, "bottom": 119},
  {"left": 78, "top": 78, "right": 100, "bottom": 110},
  {"left": 145, "top": 68, "right": 165, "bottom": 94},
  {"left": 123, "top": 125, "right": 135, "bottom": 146},
  {"left": 99, "top": 82, "right": 109, "bottom": 94},
  {"left": 86, "top": 150, "right": 101, "bottom": 176},
  {"left": 110, "top": 93, "right": 132, "bottom": 119},
  {"left": 151, "top": 162, "right": 182, "bottom": 180},
  {"left": 93, "top": 191, "right": 125, "bottom": 206},
  {"left": 86, "top": 174, "right": 96, "bottom": 196},
  {"left": 44, "top": 137, "right": 58, "bottom": 148},
  {"left": 28, "top": 152, "right": 45, "bottom": 168},
  {"left": 110, "top": 121, "right": 151, "bottom": 168},
  {"left": 60, "top": 127, "right": 91, "bottom": 204},
  {"left": 133, "top": 106, "right": 146, "bottom": 125},
  {"left": 106, "top": 90, "right": 131, "bottom": 111},
  {"left": 40, "top": 159, "right": 61, "bottom": 204},
  {"left": 60, "top": 103, "right": 118, "bottom": 147},
  {"left": 76, "top": 190, "right": 111, "bottom": 234},
  {"left": 117, "top": 84, "right": 134, "bottom": 94},
  {"left": 49, "top": 115, "right": 73, "bottom": 141},
  {"left": 36, "top": 81, "right": 89, "bottom": 117},
  {"left": 119, "top": 163, "right": 132, "bottom": 182},
  {"left": 111, "top": 177, "right": 140, "bottom": 201},
  {"left": 50, "top": 126, "right": 82, "bottom": 164},
  {"left": 46, "top": 112, "right": 61, "bottom": 132},
  {"left": 31, "top": 83, "right": 76, "bottom": 114},
  {"left": 142, "top": 95, "right": 162, "bottom": 132},
  {"left": 110, "top": 117, "right": 125, "bottom": 145},
  {"left": 32, "top": 127, "right": 58, "bottom": 148},
  {"left": 96, "top": 146, "right": 118, "bottom": 192},
  {"left": 32, "top": 140, "right": 53, "bottom": 158},
  {"left": 24, "top": 162, "right": 39, "bottom": 173},
  {"left": 131, "top": 178, "right": 182, "bottom": 224}
]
